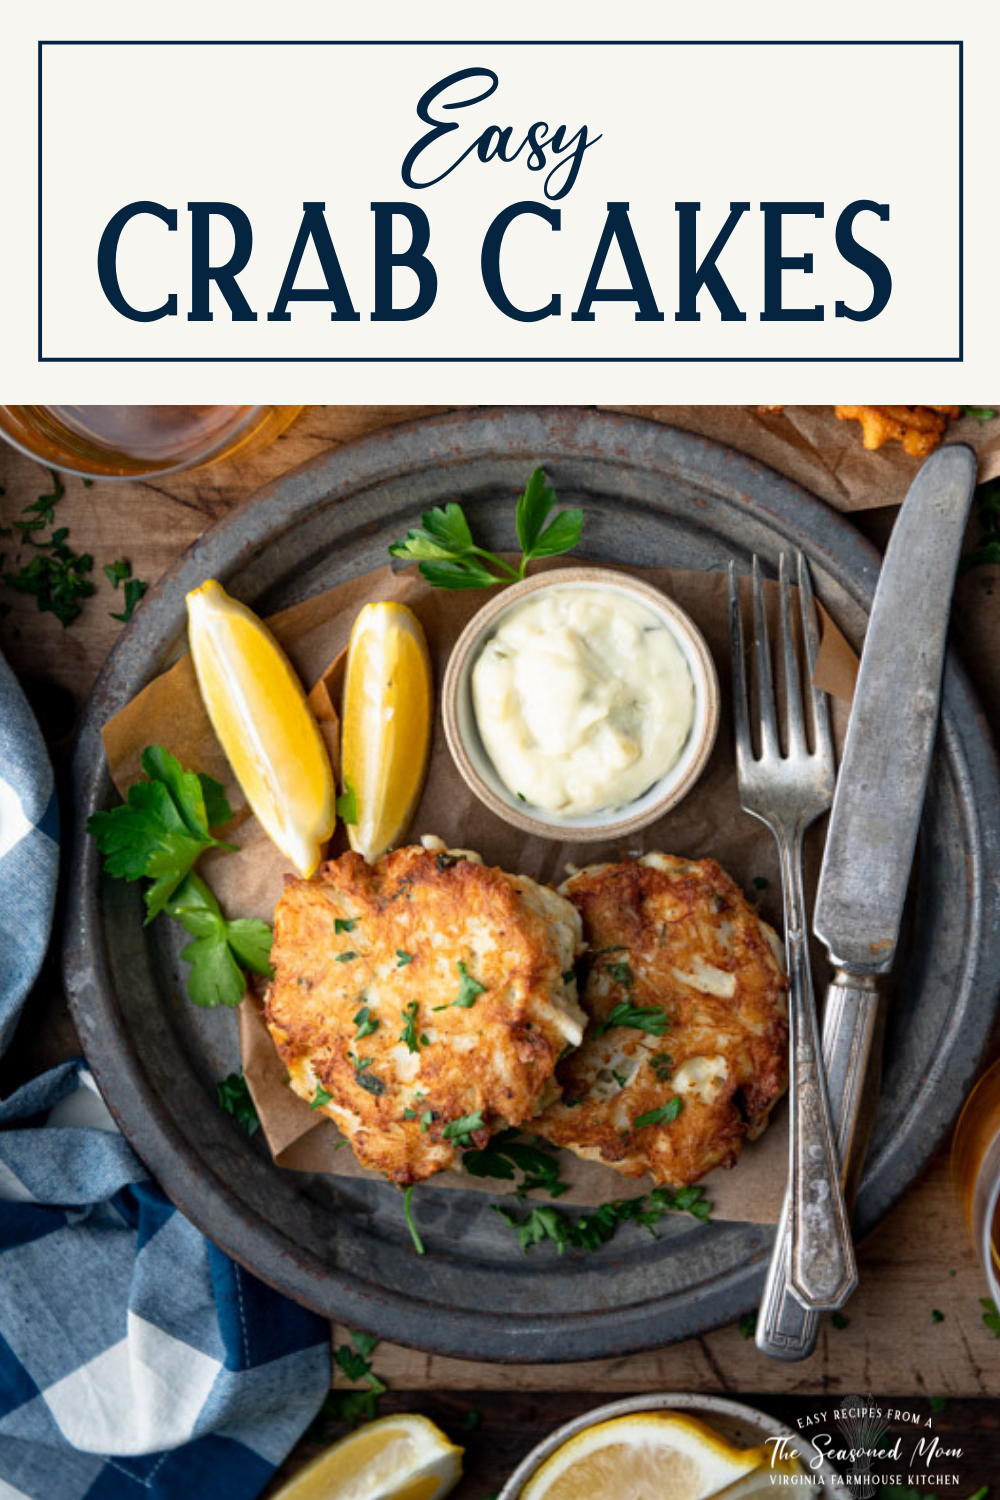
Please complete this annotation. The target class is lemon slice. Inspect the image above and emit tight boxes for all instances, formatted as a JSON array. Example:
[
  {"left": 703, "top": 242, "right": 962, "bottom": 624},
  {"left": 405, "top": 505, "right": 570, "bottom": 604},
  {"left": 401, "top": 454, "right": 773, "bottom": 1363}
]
[
  {"left": 341, "top": 602, "right": 433, "bottom": 862},
  {"left": 711, "top": 1450, "right": 805, "bottom": 1500},
  {"left": 269, "top": 1414, "right": 462, "bottom": 1500},
  {"left": 521, "top": 1412, "right": 768, "bottom": 1500},
  {"left": 186, "top": 579, "right": 336, "bottom": 877}
]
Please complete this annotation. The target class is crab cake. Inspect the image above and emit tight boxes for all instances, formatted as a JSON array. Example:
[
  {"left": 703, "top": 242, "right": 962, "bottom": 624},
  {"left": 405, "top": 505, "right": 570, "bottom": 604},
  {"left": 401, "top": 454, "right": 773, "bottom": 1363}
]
[
  {"left": 265, "top": 843, "right": 585, "bottom": 1185},
  {"left": 536, "top": 854, "right": 788, "bottom": 1187}
]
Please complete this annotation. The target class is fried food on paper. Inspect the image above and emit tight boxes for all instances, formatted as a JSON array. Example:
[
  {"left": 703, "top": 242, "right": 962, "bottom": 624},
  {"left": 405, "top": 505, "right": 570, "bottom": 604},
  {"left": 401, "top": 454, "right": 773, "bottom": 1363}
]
[
  {"left": 536, "top": 855, "right": 788, "bottom": 1188},
  {"left": 834, "top": 405, "right": 962, "bottom": 457},
  {"left": 265, "top": 842, "right": 585, "bottom": 1185}
]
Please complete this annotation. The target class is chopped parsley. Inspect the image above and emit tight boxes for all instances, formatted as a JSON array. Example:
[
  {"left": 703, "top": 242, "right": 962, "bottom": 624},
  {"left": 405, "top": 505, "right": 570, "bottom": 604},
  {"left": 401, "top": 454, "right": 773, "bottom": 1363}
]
[
  {"left": 980, "top": 1298, "right": 1000, "bottom": 1338},
  {"left": 605, "top": 960, "right": 634, "bottom": 987},
  {"left": 738, "top": 1311, "right": 758, "bottom": 1339},
  {"left": 433, "top": 961, "right": 487, "bottom": 1010},
  {"left": 634, "top": 1095, "right": 683, "bottom": 1130},
  {"left": 311, "top": 1084, "right": 333, "bottom": 1110},
  {"left": 595, "top": 1001, "right": 671, "bottom": 1038},
  {"left": 611, "top": 1069, "right": 628, "bottom": 1089},
  {"left": 831, "top": 1311, "right": 850, "bottom": 1330},
  {"left": 336, "top": 951, "right": 358, "bottom": 963},
  {"left": 562, "top": 969, "right": 576, "bottom": 984},
  {"left": 403, "top": 1185, "right": 425, "bottom": 1255},
  {"left": 396, "top": 949, "right": 413, "bottom": 966},
  {"left": 493, "top": 1183, "right": 711, "bottom": 1254},
  {"left": 752, "top": 875, "right": 769, "bottom": 891},
  {"left": 420, "top": 1109, "right": 434, "bottom": 1133},
  {"left": 463, "top": 1130, "right": 570, "bottom": 1198},
  {"left": 104, "top": 557, "right": 148, "bottom": 622},
  {"left": 353, "top": 1004, "right": 379, "bottom": 1040},
  {"left": 335, "top": 918, "right": 356, "bottom": 935},
  {"left": 356, "top": 1070, "right": 386, "bottom": 1097},
  {"left": 442, "top": 1110, "right": 485, "bottom": 1146},
  {"left": 336, "top": 783, "right": 358, "bottom": 823},
  {"left": 964, "top": 406, "right": 998, "bottom": 422},
  {"left": 310, "top": 1330, "right": 387, "bottom": 1428},
  {"left": 216, "top": 1071, "right": 260, "bottom": 1135},
  {"left": 2, "top": 468, "right": 96, "bottom": 627},
  {"left": 649, "top": 1052, "right": 674, "bottom": 1082},
  {"left": 931, "top": 1308, "right": 945, "bottom": 1324},
  {"left": 399, "top": 1001, "right": 421, "bottom": 1053}
]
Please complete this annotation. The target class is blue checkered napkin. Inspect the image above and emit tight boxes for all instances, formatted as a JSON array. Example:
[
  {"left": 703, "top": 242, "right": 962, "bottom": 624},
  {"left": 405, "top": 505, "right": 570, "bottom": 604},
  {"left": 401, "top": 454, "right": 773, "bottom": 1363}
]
[
  {"left": 0, "top": 652, "right": 59, "bottom": 1055},
  {"left": 0, "top": 651, "right": 331, "bottom": 1498}
]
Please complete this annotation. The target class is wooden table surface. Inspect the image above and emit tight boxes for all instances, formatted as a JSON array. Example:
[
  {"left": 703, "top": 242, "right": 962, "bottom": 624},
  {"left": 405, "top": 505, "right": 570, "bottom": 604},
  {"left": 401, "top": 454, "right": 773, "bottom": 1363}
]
[{"left": 2, "top": 405, "right": 999, "bottom": 1496}]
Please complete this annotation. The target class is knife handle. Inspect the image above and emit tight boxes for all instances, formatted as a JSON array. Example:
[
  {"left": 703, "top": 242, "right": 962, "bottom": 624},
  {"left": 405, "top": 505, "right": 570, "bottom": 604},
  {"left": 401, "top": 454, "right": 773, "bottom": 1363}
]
[{"left": 756, "top": 972, "right": 881, "bottom": 1360}]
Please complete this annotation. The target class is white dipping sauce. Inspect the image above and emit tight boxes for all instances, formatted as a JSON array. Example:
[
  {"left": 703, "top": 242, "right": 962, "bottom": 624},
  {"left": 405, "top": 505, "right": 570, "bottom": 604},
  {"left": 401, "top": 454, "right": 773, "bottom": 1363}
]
[{"left": 471, "top": 586, "right": 695, "bottom": 818}]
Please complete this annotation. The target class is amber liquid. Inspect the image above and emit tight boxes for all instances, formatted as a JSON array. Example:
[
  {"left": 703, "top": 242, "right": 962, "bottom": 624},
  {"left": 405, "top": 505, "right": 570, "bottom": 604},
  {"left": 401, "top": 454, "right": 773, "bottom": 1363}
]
[
  {"left": 952, "top": 1056, "right": 1000, "bottom": 1298},
  {"left": 0, "top": 405, "right": 303, "bottom": 478}
]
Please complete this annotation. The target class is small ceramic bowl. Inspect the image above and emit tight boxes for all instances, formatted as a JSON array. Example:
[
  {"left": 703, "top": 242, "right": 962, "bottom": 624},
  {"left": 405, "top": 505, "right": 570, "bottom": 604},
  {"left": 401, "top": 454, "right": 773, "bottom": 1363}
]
[
  {"left": 442, "top": 567, "right": 719, "bottom": 843},
  {"left": 497, "top": 1392, "right": 843, "bottom": 1498}
]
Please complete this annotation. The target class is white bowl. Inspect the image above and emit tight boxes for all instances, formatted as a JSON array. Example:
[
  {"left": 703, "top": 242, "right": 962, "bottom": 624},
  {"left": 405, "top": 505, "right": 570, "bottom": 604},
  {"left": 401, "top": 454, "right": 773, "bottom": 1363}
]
[
  {"left": 498, "top": 1391, "right": 845, "bottom": 1498},
  {"left": 442, "top": 567, "right": 720, "bottom": 843}
]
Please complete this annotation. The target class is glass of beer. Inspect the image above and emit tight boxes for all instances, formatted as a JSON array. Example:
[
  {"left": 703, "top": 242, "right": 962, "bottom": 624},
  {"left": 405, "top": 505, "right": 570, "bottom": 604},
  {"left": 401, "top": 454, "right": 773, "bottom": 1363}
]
[
  {"left": 952, "top": 1057, "right": 1000, "bottom": 1305},
  {"left": 0, "top": 405, "right": 303, "bottom": 479}
]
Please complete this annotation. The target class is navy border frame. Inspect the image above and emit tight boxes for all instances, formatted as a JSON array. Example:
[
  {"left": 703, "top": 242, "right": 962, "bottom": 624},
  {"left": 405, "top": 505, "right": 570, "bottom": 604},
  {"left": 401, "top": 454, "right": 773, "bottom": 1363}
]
[{"left": 37, "top": 39, "right": 964, "bottom": 363}]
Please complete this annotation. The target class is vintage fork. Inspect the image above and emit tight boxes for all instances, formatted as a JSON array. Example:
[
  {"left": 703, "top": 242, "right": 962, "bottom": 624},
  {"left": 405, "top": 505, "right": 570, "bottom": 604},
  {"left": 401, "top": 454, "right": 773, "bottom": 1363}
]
[{"left": 728, "top": 552, "right": 856, "bottom": 1310}]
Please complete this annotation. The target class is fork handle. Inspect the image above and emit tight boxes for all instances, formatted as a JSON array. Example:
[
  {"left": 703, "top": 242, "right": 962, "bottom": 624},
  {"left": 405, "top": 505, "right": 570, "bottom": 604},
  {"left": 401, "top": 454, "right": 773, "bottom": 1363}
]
[
  {"left": 780, "top": 835, "right": 858, "bottom": 1310},
  {"left": 756, "top": 974, "right": 881, "bottom": 1358}
]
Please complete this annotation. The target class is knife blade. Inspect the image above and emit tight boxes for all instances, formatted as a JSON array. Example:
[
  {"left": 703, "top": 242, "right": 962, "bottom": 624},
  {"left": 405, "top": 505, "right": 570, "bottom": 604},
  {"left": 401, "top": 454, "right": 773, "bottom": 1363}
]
[
  {"left": 813, "top": 442, "right": 979, "bottom": 970},
  {"left": 757, "top": 442, "right": 978, "bottom": 1361}
]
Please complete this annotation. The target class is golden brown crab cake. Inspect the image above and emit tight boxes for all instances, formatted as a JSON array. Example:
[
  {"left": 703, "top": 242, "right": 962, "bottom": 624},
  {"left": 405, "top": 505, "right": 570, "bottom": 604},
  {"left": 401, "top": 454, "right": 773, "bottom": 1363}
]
[
  {"left": 264, "top": 843, "right": 585, "bottom": 1185},
  {"left": 536, "top": 854, "right": 788, "bottom": 1187}
]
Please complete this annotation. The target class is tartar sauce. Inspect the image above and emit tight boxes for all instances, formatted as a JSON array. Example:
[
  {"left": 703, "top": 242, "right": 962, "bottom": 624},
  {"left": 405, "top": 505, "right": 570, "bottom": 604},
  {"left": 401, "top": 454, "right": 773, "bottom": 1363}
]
[{"left": 471, "top": 586, "right": 695, "bottom": 818}]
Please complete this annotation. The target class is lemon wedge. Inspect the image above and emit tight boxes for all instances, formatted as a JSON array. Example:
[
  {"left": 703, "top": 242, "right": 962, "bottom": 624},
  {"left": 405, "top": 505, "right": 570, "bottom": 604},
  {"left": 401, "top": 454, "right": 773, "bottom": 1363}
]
[
  {"left": 186, "top": 579, "right": 336, "bottom": 877},
  {"left": 520, "top": 1412, "right": 769, "bottom": 1500},
  {"left": 341, "top": 602, "right": 433, "bottom": 862},
  {"left": 268, "top": 1414, "right": 462, "bottom": 1500}
]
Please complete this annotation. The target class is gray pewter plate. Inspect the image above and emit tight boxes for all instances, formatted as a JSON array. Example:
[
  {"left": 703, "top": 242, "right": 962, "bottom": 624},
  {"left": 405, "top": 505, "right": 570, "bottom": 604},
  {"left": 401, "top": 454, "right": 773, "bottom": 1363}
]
[{"left": 64, "top": 408, "right": 1000, "bottom": 1362}]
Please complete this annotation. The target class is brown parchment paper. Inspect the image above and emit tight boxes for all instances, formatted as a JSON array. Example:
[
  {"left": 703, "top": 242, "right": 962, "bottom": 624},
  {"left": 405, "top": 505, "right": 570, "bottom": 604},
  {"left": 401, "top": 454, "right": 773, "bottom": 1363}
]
[
  {"left": 600, "top": 406, "right": 1000, "bottom": 512},
  {"left": 101, "top": 560, "right": 859, "bottom": 1226}
]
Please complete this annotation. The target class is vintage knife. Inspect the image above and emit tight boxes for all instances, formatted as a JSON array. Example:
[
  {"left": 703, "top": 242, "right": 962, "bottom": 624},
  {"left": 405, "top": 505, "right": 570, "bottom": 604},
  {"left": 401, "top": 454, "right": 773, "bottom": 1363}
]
[{"left": 756, "top": 442, "right": 979, "bottom": 1360}]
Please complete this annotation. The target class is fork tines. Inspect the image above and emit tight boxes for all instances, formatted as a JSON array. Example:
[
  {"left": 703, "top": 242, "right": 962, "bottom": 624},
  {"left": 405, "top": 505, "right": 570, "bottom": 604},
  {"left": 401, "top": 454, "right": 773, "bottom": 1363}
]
[{"left": 728, "top": 551, "right": 834, "bottom": 774}]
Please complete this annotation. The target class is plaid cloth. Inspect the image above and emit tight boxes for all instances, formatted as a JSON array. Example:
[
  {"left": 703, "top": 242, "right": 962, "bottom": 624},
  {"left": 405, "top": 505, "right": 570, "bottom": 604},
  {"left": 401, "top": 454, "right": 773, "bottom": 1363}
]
[{"left": 0, "top": 651, "right": 331, "bottom": 1499}]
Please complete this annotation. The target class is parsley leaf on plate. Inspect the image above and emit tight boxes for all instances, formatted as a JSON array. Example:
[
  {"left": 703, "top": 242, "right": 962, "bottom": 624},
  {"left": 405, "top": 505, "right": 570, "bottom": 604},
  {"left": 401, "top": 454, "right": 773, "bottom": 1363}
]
[
  {"left": 389, "top": 468, "right": 583, "bottom": 590},
  {"left": 88, "top": 746, "right": 272, "bottom": 1009},
  {"left": 216, "top": 1071, "right": 260, "bottom": 1135},
  {"left": 492, "top": 1182, "right": 711, "bottom": 1255},
  {"left": 166, "top": 874, "right": 273, "bottom": 1009},
  {"left": 88, "top": 745, "right": 235, "bottom": 919},
  {"left": 463, "top": 1130, "right": 570, "bottom": 1199}
]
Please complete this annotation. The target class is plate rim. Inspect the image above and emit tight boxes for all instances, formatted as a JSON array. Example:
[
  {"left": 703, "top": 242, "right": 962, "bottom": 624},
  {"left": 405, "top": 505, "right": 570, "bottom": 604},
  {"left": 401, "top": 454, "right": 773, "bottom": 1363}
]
[{"left": 63, "top": 406, "right": 1000, "bottom": 1361}]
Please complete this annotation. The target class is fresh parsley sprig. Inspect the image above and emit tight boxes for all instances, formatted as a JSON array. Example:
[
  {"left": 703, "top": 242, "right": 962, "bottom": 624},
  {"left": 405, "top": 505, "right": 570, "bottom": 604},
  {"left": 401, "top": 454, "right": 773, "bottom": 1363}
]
[
  {"left": 87, "top": 745, "right": 236, "bottom": 919},
  {"left": 88, "top": 745, "right": 272, "bottom": 1008},
  {"left": 166, "top": 873, "right": 273, "bottom": 1008},
  {"left": 388, "top": 468, "right": 584, "bottom": 590}
]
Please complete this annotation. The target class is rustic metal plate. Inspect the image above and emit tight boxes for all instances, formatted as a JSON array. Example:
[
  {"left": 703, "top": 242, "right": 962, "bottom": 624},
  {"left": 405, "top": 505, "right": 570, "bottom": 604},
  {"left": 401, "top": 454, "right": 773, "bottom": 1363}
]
[{"left": 64, "top": 408, "right": 1000, "bottom": 1361}]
